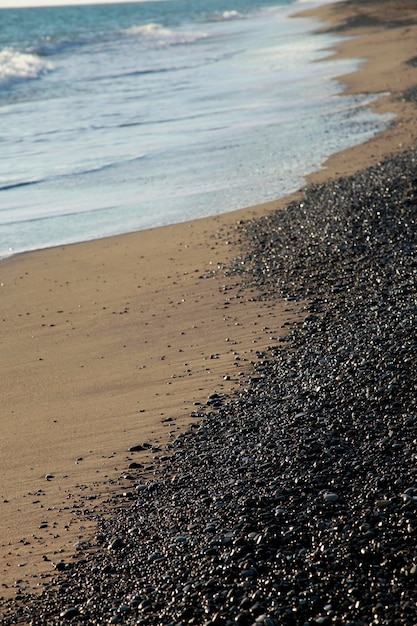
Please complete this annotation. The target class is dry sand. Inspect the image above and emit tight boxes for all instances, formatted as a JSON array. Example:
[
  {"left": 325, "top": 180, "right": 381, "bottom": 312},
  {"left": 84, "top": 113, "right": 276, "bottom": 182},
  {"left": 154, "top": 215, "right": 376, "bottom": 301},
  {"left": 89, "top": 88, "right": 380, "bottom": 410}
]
[
  {"left": 1, "top": 212, "right": 300, "bottom": 596},
  {"left": 1, "top": 0, "right": 417, "bottom": 600}
]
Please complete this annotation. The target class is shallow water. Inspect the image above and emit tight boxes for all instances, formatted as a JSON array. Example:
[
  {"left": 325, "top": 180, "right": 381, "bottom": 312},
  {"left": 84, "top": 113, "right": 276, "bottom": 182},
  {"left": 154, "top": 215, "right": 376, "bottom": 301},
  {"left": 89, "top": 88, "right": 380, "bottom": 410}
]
[{"left": 0, "top": 0, "right": 391, "bottom": 257}]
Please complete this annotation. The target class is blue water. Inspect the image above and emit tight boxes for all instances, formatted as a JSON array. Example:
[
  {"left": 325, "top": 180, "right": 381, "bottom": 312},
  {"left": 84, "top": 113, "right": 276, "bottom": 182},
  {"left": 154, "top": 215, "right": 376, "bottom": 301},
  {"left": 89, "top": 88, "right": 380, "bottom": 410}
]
[{"left": 0, "top": 0, "right": 390, "bottom": 258}]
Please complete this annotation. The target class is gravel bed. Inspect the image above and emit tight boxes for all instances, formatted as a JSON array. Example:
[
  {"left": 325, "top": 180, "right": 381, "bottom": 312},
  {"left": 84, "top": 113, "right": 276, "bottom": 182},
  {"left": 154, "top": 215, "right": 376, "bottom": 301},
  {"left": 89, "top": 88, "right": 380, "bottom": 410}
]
[{"left": 1, "top": 147, "right": 417, "bottom": 625}]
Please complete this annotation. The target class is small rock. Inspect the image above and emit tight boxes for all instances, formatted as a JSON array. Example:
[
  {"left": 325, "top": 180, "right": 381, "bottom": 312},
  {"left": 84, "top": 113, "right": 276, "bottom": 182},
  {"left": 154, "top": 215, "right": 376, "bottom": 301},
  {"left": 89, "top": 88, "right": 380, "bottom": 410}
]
[
  {"left": 323, "top": 492, "right": 339, "bottom": 503},
  {"left": 128, "top": 444, "right": 145, "bottom": 452},
  {"left": 108, "top": 537, "right": 124, "bottom": 550},
  {"left": 60, "top": 607, "right": 79, "bottom": 619}
]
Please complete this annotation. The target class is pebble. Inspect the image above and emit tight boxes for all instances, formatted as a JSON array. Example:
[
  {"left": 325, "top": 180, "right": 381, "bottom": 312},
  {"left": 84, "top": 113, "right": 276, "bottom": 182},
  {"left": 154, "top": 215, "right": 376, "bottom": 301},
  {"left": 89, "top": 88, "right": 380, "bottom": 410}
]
[
  {"left": 128, "top": 462, "right": 143, "bottom": 469},
  {"left": 108, "top": 537, "right": 124, "bottom": 550},
  {"left": 323, "top": 492, "right": 339, "bottom": 503},
  {"left": 128, "top": 444, "right": 145, "bottom": 452},
  {"left": 60, "top": 607, "right": 79, "bottom": 619}
]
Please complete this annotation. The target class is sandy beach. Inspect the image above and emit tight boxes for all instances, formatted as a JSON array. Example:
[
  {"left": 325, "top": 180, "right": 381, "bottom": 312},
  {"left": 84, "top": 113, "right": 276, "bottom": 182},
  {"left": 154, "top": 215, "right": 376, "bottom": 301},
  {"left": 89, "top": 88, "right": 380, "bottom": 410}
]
[
  {"left": 1, "top": 0, "right": 417, "bottom": 614},
  {"left": 1, "top": 207, "right": 302, "bottom": 596}
]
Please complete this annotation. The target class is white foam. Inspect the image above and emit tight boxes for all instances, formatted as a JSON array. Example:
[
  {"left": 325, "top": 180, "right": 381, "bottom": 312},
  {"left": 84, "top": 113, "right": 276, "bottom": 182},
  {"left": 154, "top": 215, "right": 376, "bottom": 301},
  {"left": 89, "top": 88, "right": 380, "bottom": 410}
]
[
  {"left": 208, "top": 10, "right": 246, "bottom": 21},
  {"left": 0, "top": 47, "right": 53, "bottom": 88},
  {"left": 123, "top": 22, "right": 207, "bottom": 46},
  {"left": 222, "top": 10, "right": 241, "bottom": 18}
]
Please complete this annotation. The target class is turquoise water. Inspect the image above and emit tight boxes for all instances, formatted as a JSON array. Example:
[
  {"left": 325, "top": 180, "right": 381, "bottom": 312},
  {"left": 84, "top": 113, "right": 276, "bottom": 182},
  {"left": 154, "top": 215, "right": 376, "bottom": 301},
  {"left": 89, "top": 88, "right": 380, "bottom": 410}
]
[{"left": 0, "top": 0, "right": 390, "bottom": 257}]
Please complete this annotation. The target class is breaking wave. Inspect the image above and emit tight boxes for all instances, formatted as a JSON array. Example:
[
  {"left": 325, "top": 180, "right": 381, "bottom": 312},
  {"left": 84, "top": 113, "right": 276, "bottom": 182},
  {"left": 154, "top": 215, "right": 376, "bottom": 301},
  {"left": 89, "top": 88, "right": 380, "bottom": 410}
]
[
  {"left": 123, "top": 22, "right": 207, "bottom": 46},
  {"left": 0, "top": 47, "right": 53, "bottom": 89}
]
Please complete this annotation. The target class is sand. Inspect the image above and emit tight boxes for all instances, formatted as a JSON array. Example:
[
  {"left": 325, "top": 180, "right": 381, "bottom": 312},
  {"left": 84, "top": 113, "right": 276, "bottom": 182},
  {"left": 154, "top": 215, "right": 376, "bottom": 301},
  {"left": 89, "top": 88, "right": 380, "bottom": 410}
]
[
  {"left": 0, "top": 212, "right": 301, "bottom": 596},
  {"left": 1, "top": 0, "right": 417, "bottom": 601}
]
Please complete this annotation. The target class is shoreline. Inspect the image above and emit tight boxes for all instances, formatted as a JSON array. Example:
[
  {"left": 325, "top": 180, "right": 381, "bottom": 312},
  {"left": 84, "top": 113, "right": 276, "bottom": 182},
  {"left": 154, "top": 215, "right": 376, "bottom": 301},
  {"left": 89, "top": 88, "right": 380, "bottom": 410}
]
[
  {"left": 0, "top": 0, "right": 381, "bottom": 266},
  {"left": 1, "top": 0, "right": 417, "bottom": 617},
  {"left": 297, "top": 0, "right": 417, "bottom": 182}
]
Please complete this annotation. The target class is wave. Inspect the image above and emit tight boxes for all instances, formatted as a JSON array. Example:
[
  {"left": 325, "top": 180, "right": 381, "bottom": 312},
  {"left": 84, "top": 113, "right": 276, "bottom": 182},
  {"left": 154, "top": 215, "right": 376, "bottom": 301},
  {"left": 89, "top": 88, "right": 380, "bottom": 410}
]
[
  {"left": 75, "top": 154, "right": 147, "bottom": 178},
  {"left": 0, "top": 179, "right": 41, "bottom": 192},
  {"left": 123, "top": 22, "right": 207, "bottom": 46},
  {"left": 31, "top": 38, "right": 86, "bottom": 58},
  {"left": 205, "top": 10, "right": 246, "bottom": 22},
  {"left": 0, "top": 47, "right": 53, "bottom": 89},
  {"left": 0, "top": 202, "right": 118, "bottom": 230},
  {"left": 0, "top": 154, "right": 147, "bottom": 197}
]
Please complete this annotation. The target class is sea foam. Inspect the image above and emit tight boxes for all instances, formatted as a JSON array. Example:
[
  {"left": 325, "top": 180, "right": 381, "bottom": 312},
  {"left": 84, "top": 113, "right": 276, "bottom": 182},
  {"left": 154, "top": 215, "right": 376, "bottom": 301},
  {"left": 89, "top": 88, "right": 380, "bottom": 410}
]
[
  {"left": 123, "top": 23, "right": 207, "bottom": 46},
  {"left": 0, "top": 47, "right": 53, "bottom": 88},
  {"left": 0, "top": 0, "right": 391, "bottom": 259},
  {"left": 206, "top": 10, "right": 246, "bottom": 22}
]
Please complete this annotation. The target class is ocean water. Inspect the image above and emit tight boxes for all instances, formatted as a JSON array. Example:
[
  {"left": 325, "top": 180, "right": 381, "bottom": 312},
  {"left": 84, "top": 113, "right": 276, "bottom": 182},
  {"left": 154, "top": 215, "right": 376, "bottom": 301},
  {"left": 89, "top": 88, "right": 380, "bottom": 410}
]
[{"left": 0, "top": 0, "right": 390, "bottom": 258}]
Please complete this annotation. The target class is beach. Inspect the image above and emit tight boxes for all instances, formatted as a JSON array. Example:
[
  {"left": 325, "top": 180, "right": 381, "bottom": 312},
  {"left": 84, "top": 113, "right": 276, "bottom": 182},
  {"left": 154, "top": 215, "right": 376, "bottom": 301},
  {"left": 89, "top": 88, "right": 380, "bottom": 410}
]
[
  {"left": 1, "top": 203, "right": 300, "bottom": 597},
  {"left": 1, "top": 0, "right": 417, "bottom": 622}
]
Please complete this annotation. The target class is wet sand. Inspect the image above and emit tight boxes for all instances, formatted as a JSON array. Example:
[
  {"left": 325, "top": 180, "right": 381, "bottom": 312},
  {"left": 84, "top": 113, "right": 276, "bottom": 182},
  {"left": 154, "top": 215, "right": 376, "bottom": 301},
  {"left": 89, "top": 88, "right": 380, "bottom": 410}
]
[{"left": 1, "top": 0, "right": 417, "bottom": 606}]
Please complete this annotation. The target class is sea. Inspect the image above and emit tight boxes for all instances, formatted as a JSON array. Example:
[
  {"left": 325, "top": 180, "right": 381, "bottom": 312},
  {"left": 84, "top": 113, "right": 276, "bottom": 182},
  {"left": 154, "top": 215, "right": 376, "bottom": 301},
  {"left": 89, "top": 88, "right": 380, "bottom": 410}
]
[{"left": 0, "top": 0, "right": 391, "bottom": 259}]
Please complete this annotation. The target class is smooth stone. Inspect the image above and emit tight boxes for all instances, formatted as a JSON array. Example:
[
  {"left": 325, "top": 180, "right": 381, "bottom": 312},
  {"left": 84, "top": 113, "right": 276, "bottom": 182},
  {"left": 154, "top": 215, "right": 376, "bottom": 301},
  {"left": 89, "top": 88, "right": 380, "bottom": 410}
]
[
  {"left": 128, "top": 444, "right": 145, "bottom": 452},
  {"left": 108, "top": 537, "right": 124, "bottom": 550},
  {"left": 323, "top": 492, "right": 339, "bottom": 503},
  {"left": 60, "top": 607, "right": 79, "bottom": 619}
]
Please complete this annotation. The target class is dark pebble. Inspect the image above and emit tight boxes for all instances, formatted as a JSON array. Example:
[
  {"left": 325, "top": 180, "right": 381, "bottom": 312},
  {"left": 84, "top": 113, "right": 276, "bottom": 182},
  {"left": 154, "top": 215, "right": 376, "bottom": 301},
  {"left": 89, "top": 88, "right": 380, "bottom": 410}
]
[
  {"left": 128, "top": 444, "right": 145, "bottom": 452},
  {"left": 108, "top": 537, "right": 124, "bottom": 550},
  {"left": 60, "top": 607, "right": 79, "bottom": 619}
]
